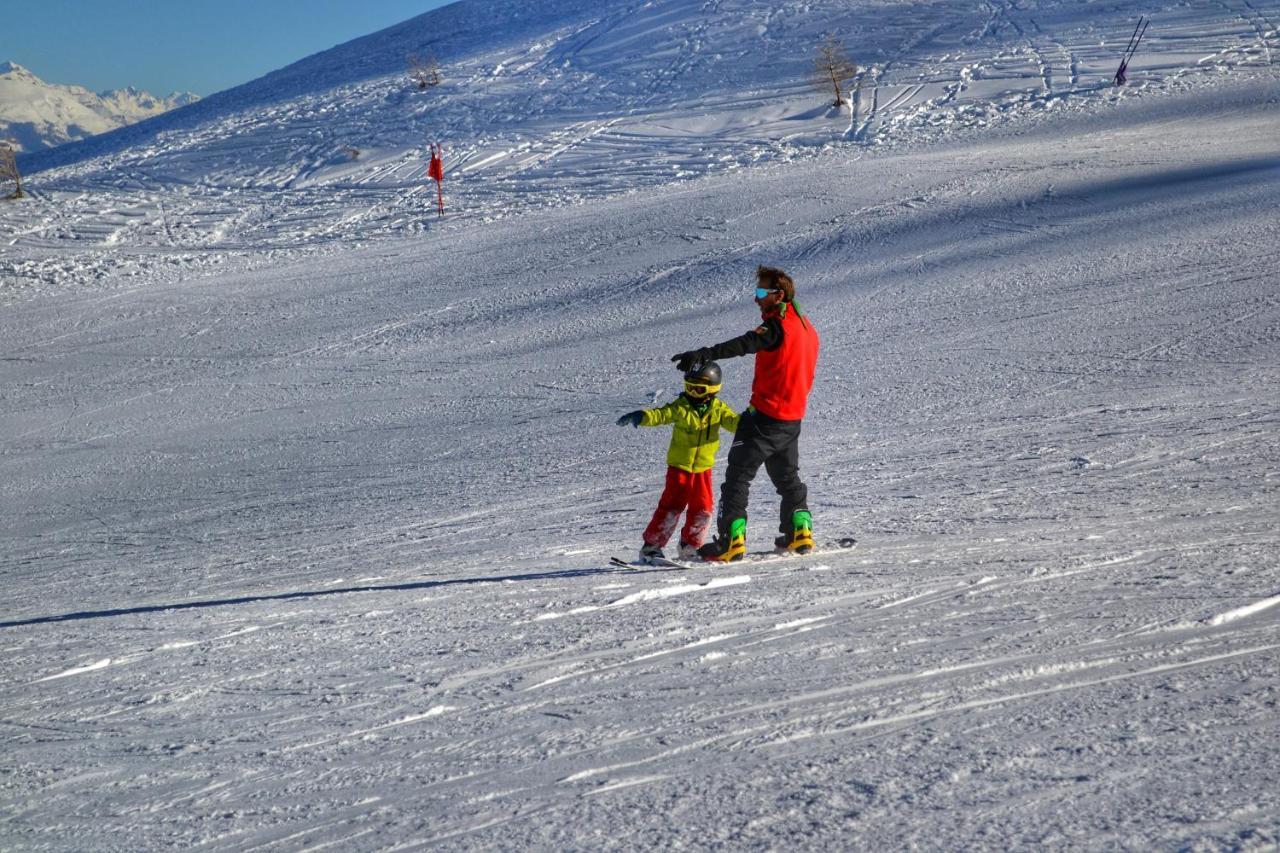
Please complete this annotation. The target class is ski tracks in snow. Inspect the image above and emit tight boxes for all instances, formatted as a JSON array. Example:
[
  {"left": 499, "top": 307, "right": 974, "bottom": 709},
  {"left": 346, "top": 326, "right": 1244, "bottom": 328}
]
[
  {"left": 10, "top": 522, "right": 1274, "bottom": 846},
  {"left": 350, "top": 541, "right": 1279, "bottom": 844},
  {"left": 6, "top": 0, "right": 1278, "bottom": 299}
]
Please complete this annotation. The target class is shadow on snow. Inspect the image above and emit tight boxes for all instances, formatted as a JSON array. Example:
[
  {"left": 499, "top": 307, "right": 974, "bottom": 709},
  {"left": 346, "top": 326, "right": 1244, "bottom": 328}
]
[{"left": 0, "top": 563, "right": 672, "bottom": 629}]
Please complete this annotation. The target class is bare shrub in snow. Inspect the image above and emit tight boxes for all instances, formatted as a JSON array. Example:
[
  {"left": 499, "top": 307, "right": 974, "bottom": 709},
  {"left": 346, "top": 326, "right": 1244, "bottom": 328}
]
[
  {"left": 0, "top": 140, "right": 23, "bottom": 199},
  {"left": 814, "top": 34, "right": 858, "bottom": 109},
  {"left": 408, "top": 53, "right": 442, "bottom": 90}
]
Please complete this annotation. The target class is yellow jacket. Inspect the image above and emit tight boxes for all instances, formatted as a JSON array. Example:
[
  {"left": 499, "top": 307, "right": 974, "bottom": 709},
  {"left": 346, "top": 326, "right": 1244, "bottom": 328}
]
[{"left": 640, "top": 395, "right": 740, "bottom": 473}]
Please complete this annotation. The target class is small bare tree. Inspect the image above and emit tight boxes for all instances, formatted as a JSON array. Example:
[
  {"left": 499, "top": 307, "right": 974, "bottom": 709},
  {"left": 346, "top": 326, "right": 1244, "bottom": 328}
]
[
  {"left": 407, "top": 53, "right": 442, "bottom": 90},
  {"left": 814, "top": 34, "right": 858, "bottom": 109},
  {"left": 0, "top": 139, "right": 23, "bottom": 199}
]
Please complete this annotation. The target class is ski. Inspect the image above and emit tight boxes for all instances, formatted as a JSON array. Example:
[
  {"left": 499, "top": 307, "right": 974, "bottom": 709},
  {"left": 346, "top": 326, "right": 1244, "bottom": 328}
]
[
  {"left": 610, "top": 537, "right": 856, "bottom": 569},
  {"left": 610, "top": 555, "right": 695, "bottom": 569}
]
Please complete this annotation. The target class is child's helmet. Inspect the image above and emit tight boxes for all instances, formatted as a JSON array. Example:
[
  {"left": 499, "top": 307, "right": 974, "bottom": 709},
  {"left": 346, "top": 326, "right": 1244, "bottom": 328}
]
[{"left": 683, "top": 361, "right": 722, "bottom": 398}]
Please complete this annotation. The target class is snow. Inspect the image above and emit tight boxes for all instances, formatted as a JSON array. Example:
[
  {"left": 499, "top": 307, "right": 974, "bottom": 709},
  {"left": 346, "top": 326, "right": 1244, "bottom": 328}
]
[
  {"left": 2, "top": 0, "right": 1279, "bottom": 849},
  {"left": 1207, "top": 595, "right": 1280, "bottom": 627},
  {"left": 6, "top": 0, "right": 1278, "bottom": 296}
]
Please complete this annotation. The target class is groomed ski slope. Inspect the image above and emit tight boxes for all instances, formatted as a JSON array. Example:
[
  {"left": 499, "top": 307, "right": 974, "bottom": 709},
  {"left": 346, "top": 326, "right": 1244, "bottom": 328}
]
[{"left": 3, "top": 0, "right": 1280, "bottom": 849}]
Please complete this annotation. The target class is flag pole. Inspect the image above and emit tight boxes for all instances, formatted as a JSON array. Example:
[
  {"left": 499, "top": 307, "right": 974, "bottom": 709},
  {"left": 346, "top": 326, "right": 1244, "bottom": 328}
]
[
  {"left": 428, "top": 142, "right": 445, "bottom": 218},
  {"left": 436, "top": 143, "right": 444, "bottom": 217}
]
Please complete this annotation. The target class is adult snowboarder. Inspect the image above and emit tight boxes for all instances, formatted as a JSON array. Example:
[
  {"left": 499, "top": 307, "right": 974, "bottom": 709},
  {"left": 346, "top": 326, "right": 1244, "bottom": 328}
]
[{"left": 672, "top": 266, "right": 820, "bottom": 562}]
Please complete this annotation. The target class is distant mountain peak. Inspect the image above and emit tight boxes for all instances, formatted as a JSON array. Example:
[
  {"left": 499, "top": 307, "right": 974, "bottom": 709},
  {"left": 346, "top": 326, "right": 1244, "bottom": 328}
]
[{"left": 0, "top": 62, "right": 200, "bottom": 153}]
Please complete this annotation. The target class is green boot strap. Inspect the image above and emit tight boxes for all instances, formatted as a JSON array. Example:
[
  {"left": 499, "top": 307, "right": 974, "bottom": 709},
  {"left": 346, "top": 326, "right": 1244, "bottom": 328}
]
[
  {"left": 792, "top": 510, "right": 812, "bottom": 532},
  {"left": 728, "top": 517, "right": 747, "bottom": 540}
]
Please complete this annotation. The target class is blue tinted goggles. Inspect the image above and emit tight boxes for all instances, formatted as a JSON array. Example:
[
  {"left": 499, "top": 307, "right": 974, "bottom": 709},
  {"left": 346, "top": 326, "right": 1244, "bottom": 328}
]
[{"left": 755, "top": 287, "right": 776, "bottom": 299}]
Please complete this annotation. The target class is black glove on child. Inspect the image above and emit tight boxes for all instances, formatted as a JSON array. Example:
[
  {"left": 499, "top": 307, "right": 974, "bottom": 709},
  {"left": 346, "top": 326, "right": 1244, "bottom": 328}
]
[{"left": 616, "top": 411, "right": 643, "bottom": 428}]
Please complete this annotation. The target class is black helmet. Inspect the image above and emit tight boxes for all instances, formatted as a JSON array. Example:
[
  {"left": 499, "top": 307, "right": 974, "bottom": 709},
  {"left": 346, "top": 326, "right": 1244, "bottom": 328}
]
[
  {"left": 683, "top": 360, "right": 722, "bottom": 398},
  {"left": 684, "top": 361, "right": 722, "bottom": 385}
]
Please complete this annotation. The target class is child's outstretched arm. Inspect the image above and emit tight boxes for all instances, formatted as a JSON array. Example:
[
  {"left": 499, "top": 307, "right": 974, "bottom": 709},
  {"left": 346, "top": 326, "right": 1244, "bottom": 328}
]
[
  {"left": 616, "top": 400, "right": 682, "bottom": 428},
  {"left": 641, "top": 401, "right": 681, "bottom": 427}
]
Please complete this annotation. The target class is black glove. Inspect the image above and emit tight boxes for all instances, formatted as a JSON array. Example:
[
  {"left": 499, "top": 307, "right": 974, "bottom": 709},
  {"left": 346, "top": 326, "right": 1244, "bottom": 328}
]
[
  {"left": 672, "top": 349, "right": 708, "bottom": 373},
  {"left": 616, "top": 411, "right": 643, "bottom": 428}
]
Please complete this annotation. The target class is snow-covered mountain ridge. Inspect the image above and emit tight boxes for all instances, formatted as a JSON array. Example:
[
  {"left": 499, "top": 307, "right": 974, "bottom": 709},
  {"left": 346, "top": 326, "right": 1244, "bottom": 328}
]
[{"left": 0, "top": 61, "right": 198, "bottom": 153}]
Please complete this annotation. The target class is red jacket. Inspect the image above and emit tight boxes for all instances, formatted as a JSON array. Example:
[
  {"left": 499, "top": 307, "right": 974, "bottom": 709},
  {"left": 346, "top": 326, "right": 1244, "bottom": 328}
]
[{"left": 751, "top": 305, "right": 819, "bottom": 420}]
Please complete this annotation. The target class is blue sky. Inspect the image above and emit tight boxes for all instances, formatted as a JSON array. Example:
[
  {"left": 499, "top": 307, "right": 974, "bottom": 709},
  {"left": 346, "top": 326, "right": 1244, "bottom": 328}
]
[{"left": 2, "top": 0, "right": 455, "bottom": 96}]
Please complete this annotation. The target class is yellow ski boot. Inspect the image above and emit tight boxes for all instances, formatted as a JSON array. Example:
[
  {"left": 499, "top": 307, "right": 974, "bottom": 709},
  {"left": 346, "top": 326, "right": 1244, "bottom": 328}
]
[
  {"left": 775, "top": 510, "right": 815, "bottom": 554},
  {"left": 698, "top": 517, "right": 747, "bottom": 563}
]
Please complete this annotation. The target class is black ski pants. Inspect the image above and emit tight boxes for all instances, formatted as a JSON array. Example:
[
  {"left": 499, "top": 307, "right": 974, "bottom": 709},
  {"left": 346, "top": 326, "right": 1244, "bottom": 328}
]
[{"left": 717, "top": 408, "right": 808, "bottom": 536}]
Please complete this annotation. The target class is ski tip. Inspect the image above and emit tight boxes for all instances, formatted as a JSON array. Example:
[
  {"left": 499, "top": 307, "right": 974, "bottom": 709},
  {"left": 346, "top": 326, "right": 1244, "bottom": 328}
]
[{"left": 610, "top": 555, "right": 694, "bottom": 569}]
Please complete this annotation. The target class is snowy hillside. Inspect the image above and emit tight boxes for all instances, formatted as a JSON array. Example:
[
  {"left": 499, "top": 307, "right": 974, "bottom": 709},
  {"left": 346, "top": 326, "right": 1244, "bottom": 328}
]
[
  {"left": 4, "top": 0, "right": 1278, "bottom": 295},
  {"left": 0, "top": 61, "right": 198, "bottom": 153},
  {"left": 2, "top": 0, "right": 1279, "bottom": 849}
]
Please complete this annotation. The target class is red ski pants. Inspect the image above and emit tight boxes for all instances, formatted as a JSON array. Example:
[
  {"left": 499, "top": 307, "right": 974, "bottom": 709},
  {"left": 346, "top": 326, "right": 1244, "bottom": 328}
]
[{"left": 643, "top": 466, "right": 715, "bottom": 549}]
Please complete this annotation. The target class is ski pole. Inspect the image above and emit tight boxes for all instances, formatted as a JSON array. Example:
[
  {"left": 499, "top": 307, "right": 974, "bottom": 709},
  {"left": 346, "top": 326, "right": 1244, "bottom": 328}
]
[
  {"left": 1114, "top": 16, "right": 1146, "bottom": 86},
  {"left": 1127, "top": 18, "right": 1149, "bottom": 63},
  {"left": 1121, "top": 16, "right": 1144, "bottom": 59}
]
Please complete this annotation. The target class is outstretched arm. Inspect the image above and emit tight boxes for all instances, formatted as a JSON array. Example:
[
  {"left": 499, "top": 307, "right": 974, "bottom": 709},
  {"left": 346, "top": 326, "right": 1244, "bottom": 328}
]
[
  {"left": 672, "top": 318, "right": 783, "bottom": 371},
  {"left": 617, "top": 400, "right": 683, "bottom": 428}
]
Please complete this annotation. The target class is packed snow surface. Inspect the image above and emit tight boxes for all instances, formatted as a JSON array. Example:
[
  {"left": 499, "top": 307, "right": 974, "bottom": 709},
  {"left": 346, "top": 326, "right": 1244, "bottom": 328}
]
[{"left": 2, "top": 0, "right": 1279, "bottom": 849}]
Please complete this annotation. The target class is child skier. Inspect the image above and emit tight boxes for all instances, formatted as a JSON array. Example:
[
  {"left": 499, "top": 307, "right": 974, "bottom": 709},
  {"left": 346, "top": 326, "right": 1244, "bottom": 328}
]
[{"left": 616, "top": 362, "right": 739, "bottom": 563}]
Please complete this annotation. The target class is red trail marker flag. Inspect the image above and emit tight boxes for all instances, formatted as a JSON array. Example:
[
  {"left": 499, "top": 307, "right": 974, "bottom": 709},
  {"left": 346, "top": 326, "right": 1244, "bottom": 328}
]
[{"left": 428, "top": 143, "right": 445, "bottom": 216}]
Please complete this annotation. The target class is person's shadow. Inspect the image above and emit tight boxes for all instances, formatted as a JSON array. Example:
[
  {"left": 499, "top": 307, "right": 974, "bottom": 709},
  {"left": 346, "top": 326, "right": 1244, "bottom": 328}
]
[{"left": 1, "top": 564, "right": 678, "bottom": 629}]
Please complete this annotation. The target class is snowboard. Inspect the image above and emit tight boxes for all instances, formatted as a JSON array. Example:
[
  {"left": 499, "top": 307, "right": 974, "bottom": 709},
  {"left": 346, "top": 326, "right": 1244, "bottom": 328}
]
[{"left": 610, "top": 537, "right": 856, "bottom": 569}]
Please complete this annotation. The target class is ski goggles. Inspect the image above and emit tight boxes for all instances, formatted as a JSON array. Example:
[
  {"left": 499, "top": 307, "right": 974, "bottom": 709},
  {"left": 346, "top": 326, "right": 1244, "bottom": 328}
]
[
  {"left": 684, "top": 379, "right": 722, "bottom": 397},
  {"left": 755, "top": 287, "right": 778, "bottom": 299}
]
